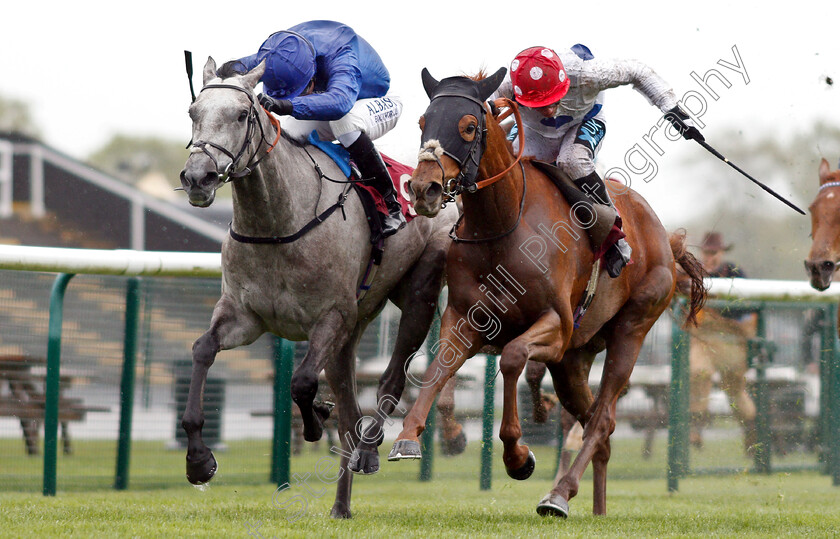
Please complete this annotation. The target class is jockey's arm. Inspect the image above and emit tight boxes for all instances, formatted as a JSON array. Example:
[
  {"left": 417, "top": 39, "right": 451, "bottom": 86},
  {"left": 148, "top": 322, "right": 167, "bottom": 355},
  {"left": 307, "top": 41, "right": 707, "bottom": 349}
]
[
  {"left": 585, "top": 58, "right": 678, "bottom": 113},
  {"left": 289, "top": 51, "right": 363, "bottom": 121}
]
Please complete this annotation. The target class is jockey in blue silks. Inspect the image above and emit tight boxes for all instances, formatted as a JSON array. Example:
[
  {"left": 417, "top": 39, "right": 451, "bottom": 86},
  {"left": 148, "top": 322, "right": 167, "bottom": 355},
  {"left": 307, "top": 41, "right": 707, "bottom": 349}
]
[{"left": 232, "top": 20, "right": 406, "bottom": 236}]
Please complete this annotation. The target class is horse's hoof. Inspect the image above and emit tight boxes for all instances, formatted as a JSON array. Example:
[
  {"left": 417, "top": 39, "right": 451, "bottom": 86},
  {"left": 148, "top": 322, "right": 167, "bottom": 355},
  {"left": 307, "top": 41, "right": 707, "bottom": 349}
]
[
  {"left": 441, "top": 429, "right": 467, "bottom": 456},
  {"left": 506, "top": 450, "right": 536, "bottom": 480},
  {"left": 303, "top": 401, "right": 335, "bottom": 442},
  {"left": 330, "top": 503, "right": 352, "bottom": 519},
  {"left": 186, "top": 451, "right": 217, "bottom": 485},
  {"left": 536, "top": 492, "right": 569, "bottom": 518},
  {"left": 388, "top": 439, "right": 422, "bottom": 461},
  {"left": 348, "top": 447, "right": 380, "bottom": 475}
]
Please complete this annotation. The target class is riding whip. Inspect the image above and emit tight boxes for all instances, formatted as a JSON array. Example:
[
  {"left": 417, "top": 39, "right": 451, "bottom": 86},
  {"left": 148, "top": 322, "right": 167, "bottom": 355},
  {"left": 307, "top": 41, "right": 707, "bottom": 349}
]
[
  {"left": 695, "top": 139, "right": 805, "bottom": 215},
  {"left": 184, "top": 50, "right": 197, "bottom": 103}
]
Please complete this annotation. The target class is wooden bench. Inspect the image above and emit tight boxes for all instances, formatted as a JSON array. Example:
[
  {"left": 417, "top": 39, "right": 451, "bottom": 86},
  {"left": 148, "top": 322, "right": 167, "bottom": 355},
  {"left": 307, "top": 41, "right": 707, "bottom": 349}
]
[{"left": 0, "top": 355, "right": 109, "bottom": 455}]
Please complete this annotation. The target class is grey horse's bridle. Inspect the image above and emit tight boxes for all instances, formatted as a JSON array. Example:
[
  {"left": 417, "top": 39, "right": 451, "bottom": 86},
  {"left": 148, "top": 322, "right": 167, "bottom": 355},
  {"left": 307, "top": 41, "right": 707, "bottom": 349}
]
[{"left": 188, "top": 83, "right": 278, "bottom": 183}]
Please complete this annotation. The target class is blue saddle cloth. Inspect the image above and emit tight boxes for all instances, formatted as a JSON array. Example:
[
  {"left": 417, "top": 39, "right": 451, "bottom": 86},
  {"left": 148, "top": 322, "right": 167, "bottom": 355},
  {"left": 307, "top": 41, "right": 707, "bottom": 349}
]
[{"left": 307, "top": 131, "right": 352, "bottom": 178}]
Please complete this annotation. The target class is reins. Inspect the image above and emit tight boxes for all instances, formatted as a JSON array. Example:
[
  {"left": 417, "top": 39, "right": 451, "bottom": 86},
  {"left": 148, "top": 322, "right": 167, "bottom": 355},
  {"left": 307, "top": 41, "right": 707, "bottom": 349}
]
[
  {"left": 472, "top": 98, "right": 525, "bottom": 190},
  {"left": 450, "top": 160, "right": 527, "bottom": 243}
]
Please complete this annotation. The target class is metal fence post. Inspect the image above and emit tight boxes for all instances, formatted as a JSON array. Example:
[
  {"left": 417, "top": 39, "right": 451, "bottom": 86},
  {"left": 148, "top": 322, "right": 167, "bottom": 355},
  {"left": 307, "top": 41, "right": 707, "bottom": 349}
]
[
  {"left": 668, "top": 298, "right": 689, "bottom": 492},
  {"left": 43, "top": 273, "right": 74, "bottom": 496},
  {"left": 830, "top": 304, "right": 840, "bottom": 486},
  {"left": 114, "top": 278, "right": 141, "bottom": 490},
  {"left": 271, "top": 338, "right": 295, "bottom": 485},
  {"left": 750, "top": 305, "right": 772, "bottom": 474},
  {"left": 480, "top": 355, "right": 496, "bottom": 491}
]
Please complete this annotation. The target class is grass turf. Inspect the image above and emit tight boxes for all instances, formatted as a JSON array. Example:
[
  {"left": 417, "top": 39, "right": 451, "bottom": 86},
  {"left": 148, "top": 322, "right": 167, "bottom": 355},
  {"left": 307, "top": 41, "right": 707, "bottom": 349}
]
[{"left": 0, "top": 435, "right": 837, "bottom": 537}]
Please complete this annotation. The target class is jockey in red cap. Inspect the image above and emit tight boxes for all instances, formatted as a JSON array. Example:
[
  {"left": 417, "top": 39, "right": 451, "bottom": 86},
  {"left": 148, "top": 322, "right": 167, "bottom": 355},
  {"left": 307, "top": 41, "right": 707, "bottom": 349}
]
[{"left": 497, "top": 45, "right": 703, "bottom": 277}]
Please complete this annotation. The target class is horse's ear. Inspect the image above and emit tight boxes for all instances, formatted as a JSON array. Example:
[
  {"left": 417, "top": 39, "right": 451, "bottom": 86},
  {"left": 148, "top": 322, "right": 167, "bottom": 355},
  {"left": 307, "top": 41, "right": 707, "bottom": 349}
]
[
  {"left": 241, "top": 59, "right": 266, "bottom": 90},
  {"left": 421, "top": 68, "right": 439, "bottom": 99},
  {"left": 203, "top": 56, "right": 218, "bottom": 86},
  {"left": 819, "top": 158, "right": 832, "bottom": 184},
  {"left": 476, "top": 67, "right": 508, "bottom": 101}
]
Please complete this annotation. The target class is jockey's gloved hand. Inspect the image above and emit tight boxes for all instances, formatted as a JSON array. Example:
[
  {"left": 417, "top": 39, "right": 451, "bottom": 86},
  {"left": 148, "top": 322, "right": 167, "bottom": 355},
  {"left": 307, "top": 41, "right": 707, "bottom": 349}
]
[
  {"left": 664, "top": 106, "right": 705, "bottom": 142},
  {"left": 258, "top": 94, "right": 293, "bottom": 116}
]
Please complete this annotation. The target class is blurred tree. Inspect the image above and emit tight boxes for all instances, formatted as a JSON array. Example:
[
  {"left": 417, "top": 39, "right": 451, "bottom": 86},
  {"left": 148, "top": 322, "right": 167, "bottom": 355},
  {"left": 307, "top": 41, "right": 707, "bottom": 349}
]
[
  {"left": 679, "top": 122, "right": 840, "bottom": 279},
  {"left": 0, "top": 94, "right": 41, "bottom": 138}
]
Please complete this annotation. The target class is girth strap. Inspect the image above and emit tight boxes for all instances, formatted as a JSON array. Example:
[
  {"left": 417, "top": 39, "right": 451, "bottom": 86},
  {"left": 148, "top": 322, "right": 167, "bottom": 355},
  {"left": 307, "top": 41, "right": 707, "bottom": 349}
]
[{"left": 228, "top": 188, "right": 350, "bottom": 244}]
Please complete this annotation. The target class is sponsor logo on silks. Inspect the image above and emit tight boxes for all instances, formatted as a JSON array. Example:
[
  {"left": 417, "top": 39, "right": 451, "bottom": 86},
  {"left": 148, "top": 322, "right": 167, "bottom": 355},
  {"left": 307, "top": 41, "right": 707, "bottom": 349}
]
[
  {"left": 540, "top": 115, "right": 574, "bottom": 129},
  {"left": 366, "top": 97, "right": 397, "bottom": 116},
  {"left": 574, "top": 118, "right": 606, "bottom": 154},
  {"left": 539, "top": 104, "right": 603, "bottom": 131}
]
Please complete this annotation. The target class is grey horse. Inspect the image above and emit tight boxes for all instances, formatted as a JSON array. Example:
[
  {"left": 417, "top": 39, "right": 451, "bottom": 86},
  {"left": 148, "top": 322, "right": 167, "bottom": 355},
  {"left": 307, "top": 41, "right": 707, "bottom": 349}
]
[{"left": 178, "top": 57, "right": 458, "bottom": 518}]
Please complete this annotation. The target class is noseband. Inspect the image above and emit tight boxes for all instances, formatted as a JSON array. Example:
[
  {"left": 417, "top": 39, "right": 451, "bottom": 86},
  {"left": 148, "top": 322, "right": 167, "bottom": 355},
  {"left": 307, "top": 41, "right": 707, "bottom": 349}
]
[{"left": 189, "top": 83, "right": 281, "bottom": 182}]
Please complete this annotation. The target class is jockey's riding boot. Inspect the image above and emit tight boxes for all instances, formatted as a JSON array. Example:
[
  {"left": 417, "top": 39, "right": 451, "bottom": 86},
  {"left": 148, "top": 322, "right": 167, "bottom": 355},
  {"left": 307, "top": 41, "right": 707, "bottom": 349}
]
[
  {"left": 347, "top": 133, "right": 407, "bottom": 237},
  {"left": 573, "top": 171, "right": 631, "bottom": 278}
]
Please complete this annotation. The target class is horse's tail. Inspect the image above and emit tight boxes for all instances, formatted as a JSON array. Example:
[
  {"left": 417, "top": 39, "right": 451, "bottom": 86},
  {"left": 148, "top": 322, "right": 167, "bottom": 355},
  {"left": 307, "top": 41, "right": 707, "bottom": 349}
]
[{"left": 669, "top": 229, "right": 708, "bottom": 326}]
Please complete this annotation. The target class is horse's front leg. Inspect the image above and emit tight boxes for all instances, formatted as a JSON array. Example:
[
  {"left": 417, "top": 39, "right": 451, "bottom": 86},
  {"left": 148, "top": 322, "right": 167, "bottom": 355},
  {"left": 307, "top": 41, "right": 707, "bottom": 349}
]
[
  {"left": 292, "top": 308, "right": 354, "bottom": 442},
  {"left": 388, "top": 307, "right": 481, "bottom": 460},
  {"left": 542, "top": 329, "right": 648, "bottom": 517},
  {"left": 182, "top": 300, "right": 262, "bottom": 484},
  {"left": 498, "top": 310, "right": 570, "bottom": 481},
  {"left": 353, "top": 246, "right": 449, "bottom": 472}
]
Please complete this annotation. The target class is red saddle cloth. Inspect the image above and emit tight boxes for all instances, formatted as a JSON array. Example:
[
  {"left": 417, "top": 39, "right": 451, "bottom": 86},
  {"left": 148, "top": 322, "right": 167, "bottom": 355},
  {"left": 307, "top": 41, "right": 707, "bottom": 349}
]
[{"left": 355, "top": 154, "right": 416, "bottom": 223}]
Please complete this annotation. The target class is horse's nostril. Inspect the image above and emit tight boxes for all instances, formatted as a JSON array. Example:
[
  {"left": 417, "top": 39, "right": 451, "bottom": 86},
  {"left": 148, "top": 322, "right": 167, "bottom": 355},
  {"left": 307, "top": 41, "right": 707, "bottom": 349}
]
[
  {"left": 200, "top": 171, "right": 219, "bottom": 187},
  {"left": 425, "top": 182, "right": 442, "bottom": 200},
  {"left": 822, "top": 261, "right": 835, "bottom": 271}
]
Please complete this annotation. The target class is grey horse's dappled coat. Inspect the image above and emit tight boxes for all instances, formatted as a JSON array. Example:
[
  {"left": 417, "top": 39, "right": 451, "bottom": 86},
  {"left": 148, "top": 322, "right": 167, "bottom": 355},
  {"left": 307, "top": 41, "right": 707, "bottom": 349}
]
[{"left": 179, "top": 57, "right": 458, "bottom": 518}]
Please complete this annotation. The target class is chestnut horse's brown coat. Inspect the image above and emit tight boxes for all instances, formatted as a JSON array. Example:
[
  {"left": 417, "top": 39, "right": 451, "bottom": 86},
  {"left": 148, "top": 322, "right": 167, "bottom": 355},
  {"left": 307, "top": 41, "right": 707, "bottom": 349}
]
[
  {"left": 806, "top": 158, "right": 840, "bottom": 291},
  {"left": 391, "top": 71, "right": 706, "bottom": 517}
]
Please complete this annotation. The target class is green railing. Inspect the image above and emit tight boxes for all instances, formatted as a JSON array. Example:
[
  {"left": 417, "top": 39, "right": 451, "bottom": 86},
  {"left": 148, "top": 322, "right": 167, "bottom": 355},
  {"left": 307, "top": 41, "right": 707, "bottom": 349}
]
[
  {"left": 667, "top": 299, "right": 840, "bottom": 490},
  {"left": 23, "top": 259, "right": 840, "bottom": 495}
]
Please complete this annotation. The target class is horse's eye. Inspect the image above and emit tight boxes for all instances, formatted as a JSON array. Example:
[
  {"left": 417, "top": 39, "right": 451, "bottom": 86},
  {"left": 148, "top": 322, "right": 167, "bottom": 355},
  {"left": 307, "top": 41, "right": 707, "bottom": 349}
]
[
  {"left": 419, "top": 115, "right": 426, "bottom": 131},
  {"left": 238, "top": 111, "right": 248, "bottom": 122},
  {"left": 458, "top": 115, "right": 478, "bottom": 141}
]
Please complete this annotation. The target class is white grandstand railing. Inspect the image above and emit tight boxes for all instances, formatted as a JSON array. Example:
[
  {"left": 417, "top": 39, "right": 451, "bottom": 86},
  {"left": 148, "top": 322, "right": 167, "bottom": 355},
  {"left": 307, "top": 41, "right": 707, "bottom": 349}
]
[
  {"left": 706, "top": 277, "right": 840, "bottom": 299},
  {"left": 2, "top": 245, "right": 840, "bottom": 297},
  {"left": 0, "top": 244, "right": 220, "bottom": 277}
]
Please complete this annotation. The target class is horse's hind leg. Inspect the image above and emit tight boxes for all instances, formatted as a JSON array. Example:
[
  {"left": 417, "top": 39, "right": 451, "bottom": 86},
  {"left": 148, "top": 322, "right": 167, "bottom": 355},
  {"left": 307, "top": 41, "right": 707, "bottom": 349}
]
[
  {"left": 545, "top": 349, "right": 596, "bottom": 485},
  {"left": 437, "top": 377, "right": 466, "bottom": 455},
  {"left": 323, "top": 329, "right": 364, "bottom": 519},
  {"left": 525, "top": 361, "right": 557, "bottom": 424},
  {"left": 291, "top": 308, "right": 354, "bottom": 443},
  {"left": 182, "top": 301, "right": 262, "bottom": 485},
  {"left": 352, "top": 243, "right": 448, "bottom": 472}
]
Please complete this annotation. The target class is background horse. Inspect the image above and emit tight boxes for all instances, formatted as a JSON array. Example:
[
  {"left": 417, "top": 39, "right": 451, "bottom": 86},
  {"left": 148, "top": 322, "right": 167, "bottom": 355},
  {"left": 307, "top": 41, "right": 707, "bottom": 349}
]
[
  {"left": 178, "top": 57, "right": 458, "bottom": 518},
  {"left": 806, "top": 158, "right": 840, "bottom": 291},
  {"left": 390, "top": 68, "right": 706, "bottom": 518}
]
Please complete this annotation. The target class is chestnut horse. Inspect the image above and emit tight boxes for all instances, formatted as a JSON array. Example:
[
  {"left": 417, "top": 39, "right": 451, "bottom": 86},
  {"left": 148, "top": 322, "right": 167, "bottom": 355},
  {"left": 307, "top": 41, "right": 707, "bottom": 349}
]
[
  {"left": 389, "top": 68, "right": 706, "bottom": 518},
  {"left": 805, "top": 158, "right": 840, "bottom": 290}
]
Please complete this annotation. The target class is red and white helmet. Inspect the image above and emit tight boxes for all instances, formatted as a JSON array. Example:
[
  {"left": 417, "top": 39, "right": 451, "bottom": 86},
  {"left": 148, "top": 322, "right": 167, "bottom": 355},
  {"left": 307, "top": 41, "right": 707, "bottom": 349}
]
[{"left": 510, "top": 46, "right": 570, "bottom": 108}]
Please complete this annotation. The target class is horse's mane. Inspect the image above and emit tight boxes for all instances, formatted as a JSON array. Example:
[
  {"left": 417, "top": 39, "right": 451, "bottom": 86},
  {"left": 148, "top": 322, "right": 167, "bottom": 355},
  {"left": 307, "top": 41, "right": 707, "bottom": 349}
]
[{"left": 468, "top": 70, "right": 489, "bottom": 81}]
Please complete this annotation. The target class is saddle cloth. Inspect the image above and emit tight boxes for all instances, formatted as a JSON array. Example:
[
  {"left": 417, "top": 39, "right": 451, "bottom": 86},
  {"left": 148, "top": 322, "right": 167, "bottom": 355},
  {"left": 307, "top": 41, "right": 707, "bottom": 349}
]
[{"left": 308, "top": 132, "right": 415, "bottom": 224}]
